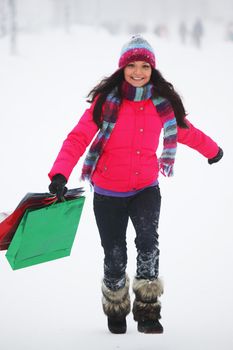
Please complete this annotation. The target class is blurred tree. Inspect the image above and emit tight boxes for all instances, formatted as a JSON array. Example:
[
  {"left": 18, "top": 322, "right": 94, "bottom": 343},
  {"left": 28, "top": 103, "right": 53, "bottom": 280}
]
[
  {"left": 0, "top": 0, "right": 7, "bottom": 37},
  {"left": 64, "top": 0, "right": 71, "bottom": 33},
  {"left": 8, "top": 0, "right": 17, "bottom": 54},
  {"left": 50, "top": 0, "right": 73, "bottom": 31}
]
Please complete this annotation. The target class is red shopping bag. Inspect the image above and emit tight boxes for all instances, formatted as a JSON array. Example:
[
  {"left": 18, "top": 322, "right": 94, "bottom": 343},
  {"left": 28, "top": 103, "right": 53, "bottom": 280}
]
[
  {"left": 0, "top": 188, "right": 84, "bottom": 250},
  {"left": 0, "top": 193, "right": 56, "bottom": 250}
]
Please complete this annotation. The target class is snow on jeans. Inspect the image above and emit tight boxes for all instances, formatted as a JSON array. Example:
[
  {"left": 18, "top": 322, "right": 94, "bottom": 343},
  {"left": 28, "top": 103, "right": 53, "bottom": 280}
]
[{"left": 93, "top": 185, "right": 161, "bottom": 291}]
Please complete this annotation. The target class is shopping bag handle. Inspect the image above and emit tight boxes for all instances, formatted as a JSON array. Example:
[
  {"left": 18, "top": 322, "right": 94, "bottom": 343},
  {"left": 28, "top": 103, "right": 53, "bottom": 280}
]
[
  {"left": 49, "top": 195, "right": 66, "bottom": 206},
  {"left": 57, "top": 195, "right": 66, "bottom": 203}
]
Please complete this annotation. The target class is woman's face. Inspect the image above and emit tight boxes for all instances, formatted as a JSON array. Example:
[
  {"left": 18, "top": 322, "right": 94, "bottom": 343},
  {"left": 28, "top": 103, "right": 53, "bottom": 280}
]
[{"left": 124, "top": 61, "right": 152, "bottom": 87}]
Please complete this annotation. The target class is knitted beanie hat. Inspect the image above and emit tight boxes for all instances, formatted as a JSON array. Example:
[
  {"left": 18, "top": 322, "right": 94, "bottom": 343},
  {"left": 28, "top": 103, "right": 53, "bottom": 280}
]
[{"left": 118, "top": 34, "right": 156, "bottom": 69}]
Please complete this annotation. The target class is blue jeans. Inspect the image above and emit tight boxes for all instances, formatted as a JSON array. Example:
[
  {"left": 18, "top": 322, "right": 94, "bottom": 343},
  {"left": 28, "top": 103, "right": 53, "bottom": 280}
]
[{"left": 93, "top": 185, "right": 161, "bottom": 291}]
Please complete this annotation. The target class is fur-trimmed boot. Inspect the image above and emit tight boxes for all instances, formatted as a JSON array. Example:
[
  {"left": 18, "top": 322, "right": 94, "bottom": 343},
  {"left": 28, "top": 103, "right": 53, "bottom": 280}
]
[
  {"left": 132, "top": 277, "right": 164, "bottom": 334},
  {"left": 102, "top": 276, "right": 131, "bottom": 334}
]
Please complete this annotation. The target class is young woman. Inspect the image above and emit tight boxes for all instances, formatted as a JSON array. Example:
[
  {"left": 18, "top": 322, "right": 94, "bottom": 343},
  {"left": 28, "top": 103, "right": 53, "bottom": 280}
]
[{"left": 48, "top": 35, "right": 223, "bottom": 334}]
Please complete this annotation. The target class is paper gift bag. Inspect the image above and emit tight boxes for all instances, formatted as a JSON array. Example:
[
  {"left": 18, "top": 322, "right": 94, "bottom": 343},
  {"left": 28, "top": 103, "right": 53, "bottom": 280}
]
[{"left": 6, "top": 196, "right": 85, "bottom": 270}]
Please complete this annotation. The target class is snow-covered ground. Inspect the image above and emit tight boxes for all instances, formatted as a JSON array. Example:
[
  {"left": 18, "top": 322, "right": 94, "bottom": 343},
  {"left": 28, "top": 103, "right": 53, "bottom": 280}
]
[{"left": 0, "top": 23, "right": 233, "bottom": 350}]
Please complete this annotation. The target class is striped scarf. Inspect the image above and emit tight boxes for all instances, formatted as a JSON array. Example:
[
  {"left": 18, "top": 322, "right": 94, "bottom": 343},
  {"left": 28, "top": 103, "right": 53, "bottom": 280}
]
[{"left": 81, "top": 81, "right": 177, "bottom": 181}]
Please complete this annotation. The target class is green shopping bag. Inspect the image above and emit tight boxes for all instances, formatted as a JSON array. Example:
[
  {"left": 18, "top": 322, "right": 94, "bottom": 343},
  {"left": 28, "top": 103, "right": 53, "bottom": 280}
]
[{"left": 6, "top": 196, "right": 85, "bottom": 270}]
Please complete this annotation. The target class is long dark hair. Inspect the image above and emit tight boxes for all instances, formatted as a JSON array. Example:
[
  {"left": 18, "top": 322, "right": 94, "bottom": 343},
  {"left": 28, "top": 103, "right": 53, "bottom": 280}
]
[{"left": 87, "top": 68, "right": 188, "bottom": 129}]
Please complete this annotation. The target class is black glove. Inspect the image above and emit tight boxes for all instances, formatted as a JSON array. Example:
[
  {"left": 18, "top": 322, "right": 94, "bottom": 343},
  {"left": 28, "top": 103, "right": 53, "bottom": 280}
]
[
  {"left": 49, "top": 174, "right": 67, "bottom": 201},
  {"left": 208, "top": 147, "right": 223, "bottom": 165}
]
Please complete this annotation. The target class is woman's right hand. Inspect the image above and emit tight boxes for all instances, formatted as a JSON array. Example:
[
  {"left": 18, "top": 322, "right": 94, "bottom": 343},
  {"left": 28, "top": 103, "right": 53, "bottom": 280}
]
[{"left": 49, "top": 174, "right": 67, "bottom": 201}]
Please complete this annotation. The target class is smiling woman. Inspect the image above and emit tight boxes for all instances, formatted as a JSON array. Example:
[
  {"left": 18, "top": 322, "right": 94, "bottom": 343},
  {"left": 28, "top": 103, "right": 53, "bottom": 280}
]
[
  {"left": 124, "top": 61, "right": 152, "bottom": 87},
  {"left": 48, "top": 34, "right": 223, "bottom": 335}
]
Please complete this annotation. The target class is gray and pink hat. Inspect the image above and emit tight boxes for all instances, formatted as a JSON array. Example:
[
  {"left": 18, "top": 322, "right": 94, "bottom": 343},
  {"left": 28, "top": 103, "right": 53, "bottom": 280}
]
[{"left": 118, "top": 34, "right": 156, "bottom": 69}]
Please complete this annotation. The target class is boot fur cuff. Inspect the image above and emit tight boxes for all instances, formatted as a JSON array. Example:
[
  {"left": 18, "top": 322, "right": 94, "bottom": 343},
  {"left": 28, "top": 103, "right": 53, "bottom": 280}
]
[
  {"left": 133, "top": 277, "right": 164, "bottom": 302},
  {"left": 102, "top": 275, "right": 130, "bottom": 303},
  {"left": 102, "top": 276, "right": 130, "bottom": 318},
  {"left": 133, "top": 299, "right": 161, "bottom": 322},
  {"left": 102, "top": 294, "right": 131, "bottom": 319}
]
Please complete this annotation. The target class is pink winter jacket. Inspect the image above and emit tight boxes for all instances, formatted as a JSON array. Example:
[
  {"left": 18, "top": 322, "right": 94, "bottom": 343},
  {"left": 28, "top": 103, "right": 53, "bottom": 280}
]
[{"left": 49, "top": 99, "right": 219, "bottom": 192}]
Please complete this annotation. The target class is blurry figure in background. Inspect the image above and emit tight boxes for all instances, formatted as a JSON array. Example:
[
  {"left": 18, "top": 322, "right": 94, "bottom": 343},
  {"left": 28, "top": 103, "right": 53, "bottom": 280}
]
[
  {"left": 226, "top": 21, "right": 233, "bottom": 42},
  {"left": 179, "top": 21, "right": 188, "bottom": 45},
  {"left": 101, "top": 20, "right": 122, "bottom": 35},
  {"left": 192, "top": 18, "right": 204, "bottom": 48},
  {"left": 48, "top": 35, "right": 223, "bottom": 335},
  {"left": 128, "top": 23, "right": 147, "bottom": 35},
  {"left": 154, "top": 24, "right": 169, "bottom": 38}
]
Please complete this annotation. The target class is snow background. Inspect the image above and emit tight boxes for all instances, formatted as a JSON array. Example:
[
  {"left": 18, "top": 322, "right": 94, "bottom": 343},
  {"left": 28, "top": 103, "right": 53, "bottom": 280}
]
[{"left": 0, "top": 22, "right": 233, "bottom": 350}]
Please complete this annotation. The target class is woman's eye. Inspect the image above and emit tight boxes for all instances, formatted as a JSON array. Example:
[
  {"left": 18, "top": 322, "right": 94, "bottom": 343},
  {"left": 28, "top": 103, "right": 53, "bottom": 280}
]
[{"left": 143, "top": 65, "right": 150, "bottom": 69}]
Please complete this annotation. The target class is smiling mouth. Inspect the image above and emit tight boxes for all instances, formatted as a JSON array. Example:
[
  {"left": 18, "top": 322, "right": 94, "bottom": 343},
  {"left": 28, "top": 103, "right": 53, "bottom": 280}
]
[{"left": 131, "top": 77, "right": 144, "bottom": 81}]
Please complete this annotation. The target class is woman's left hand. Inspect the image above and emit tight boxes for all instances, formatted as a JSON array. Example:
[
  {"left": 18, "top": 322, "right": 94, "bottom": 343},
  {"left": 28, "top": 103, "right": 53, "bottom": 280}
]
[{"left": 208, "top": 147, "right": 224, "bottom": 164}]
